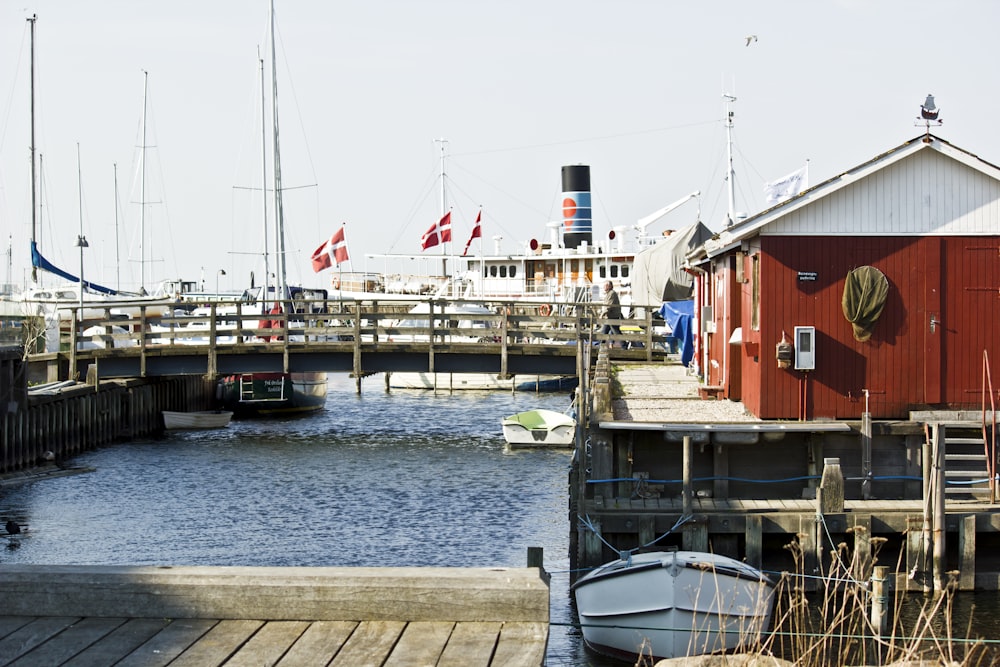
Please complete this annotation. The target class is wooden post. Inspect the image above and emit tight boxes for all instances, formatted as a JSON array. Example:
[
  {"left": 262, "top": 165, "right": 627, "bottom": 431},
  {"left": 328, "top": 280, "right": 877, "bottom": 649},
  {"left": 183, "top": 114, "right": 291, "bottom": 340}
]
[
  {"left": 861, "top": 411, "right": 873, "bottom": 500},
  {"left": 799, "top": 515, "right": 818, "bottom": 592},
  {"left": 500, "top": 307, "right": 508, "bottom": 378},
  {"left": 69, "top": 308, "right": 79, "bottom": 381},
  {"left": 933, "top": 424, "right": 946, "bottom": 593},
  {"left": 819, "top": 457, "right": 844, "bottom": 514},
  {"left": 871, "top": 565, "right": 889, "bottom": 639},
  {"left": 745, "top": 514, "right": 762, "bottom": 569},
  {"left": 959, "top": 514, "right": 976, "bottom": 591},
  {"left": 713, "top": 443, "right": 729, "bottom": 500},
  {"left": 682, "top": 435, "right": 693, "bottom": 517},
  {"left": 526, "top": 547, "right": 549, "bottom": 584}
]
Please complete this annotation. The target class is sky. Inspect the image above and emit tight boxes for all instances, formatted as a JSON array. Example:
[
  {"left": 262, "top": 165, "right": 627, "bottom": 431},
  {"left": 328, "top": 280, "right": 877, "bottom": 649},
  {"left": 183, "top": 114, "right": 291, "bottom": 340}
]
[{"left": 1, "top": 0, "right": 998, "bottom": 295}]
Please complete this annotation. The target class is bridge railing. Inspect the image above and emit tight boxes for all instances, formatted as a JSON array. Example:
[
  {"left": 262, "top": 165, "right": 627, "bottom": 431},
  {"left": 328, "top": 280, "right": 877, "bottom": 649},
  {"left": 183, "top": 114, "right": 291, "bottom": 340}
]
[{"left": 53, "top": 297, "right": 672, "bottom": 364}]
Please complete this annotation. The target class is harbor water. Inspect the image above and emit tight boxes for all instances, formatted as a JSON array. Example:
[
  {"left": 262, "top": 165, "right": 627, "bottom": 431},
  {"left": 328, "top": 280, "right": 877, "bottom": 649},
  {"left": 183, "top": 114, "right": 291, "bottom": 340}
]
[
  {"left": 0, "top": 373, "right": 607, "bottom": 665},
  {"left": 3, "top": 373, "right": 1000, "bottom": 665}
]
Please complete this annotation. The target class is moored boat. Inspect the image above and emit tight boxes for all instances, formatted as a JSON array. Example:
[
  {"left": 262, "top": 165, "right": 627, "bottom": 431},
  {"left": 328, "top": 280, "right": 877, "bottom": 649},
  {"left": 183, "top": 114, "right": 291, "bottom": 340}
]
[
  {"left": 162, "top": 410, "right": 233, "bottom": 430},
  {"left": 572, "top": 550, "right": 775, "bottom": 662},
  {"left": 217, "top": 372, "right": 327, "bottom": 416},
  {"left": 501, "top": 408, "right": 576, "bottom": 447}
]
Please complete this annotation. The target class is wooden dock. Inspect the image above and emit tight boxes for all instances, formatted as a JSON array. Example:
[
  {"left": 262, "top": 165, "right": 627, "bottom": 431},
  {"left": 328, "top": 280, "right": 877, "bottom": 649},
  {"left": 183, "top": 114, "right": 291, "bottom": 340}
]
[
  {"left": 572, "top": 353, "right": 1000, "bottom": 593},
  {"left": 0, "top": 565, "right": 549, "bottom": 666}
]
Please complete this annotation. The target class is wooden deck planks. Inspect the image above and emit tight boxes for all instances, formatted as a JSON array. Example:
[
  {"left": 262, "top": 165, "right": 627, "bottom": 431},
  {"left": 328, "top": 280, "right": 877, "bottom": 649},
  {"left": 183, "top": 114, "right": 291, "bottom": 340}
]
[
  {"left": 0, "top": 617, "right": 80, "bottom": 665},
  {"left": 60, "top": 618, "right": 172, "bottom": 667},
  {"left": 382, "top": 621, "right": 455, "bottom": 666},
  {"left": 226, "top": 621, "right": 310, "bottom": 667},
  {"left": 328, "top": 620, "right": 406, "bottom": 667},
  {"left": 437, "top": 621, "right": 502, "bottom": 667},
  {"left": 114, "top": 619, "right": 217, "bottom": 667},
  {"left": 0, "top": 617, "right": 546, "bottom": 666},
  {"left": 491, "top": 622, "right": 549, "bottom": 667},
  {"left": 169, "top": 620, "right": 264, "bottom": 667},
  {"left": 275, "top": 620, "right": 358, "bottom": 666},
  {"left": 6, "top": 617, "right": 125, "bottom": 667}
]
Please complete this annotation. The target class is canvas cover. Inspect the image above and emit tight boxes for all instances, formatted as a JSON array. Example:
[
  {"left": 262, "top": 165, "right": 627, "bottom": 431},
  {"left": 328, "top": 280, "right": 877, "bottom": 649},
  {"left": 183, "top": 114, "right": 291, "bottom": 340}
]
[
  {"left": 841, "top": 265, "right": 889, "bottom": 341},
  {"left": 631, "top": 221, "right": 713, "bottom": 305}
]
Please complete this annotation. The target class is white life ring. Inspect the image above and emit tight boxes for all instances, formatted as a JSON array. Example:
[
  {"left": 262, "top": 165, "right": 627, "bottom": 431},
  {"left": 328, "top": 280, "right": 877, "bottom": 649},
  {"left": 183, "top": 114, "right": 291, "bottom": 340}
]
[{"left": 539, "top": 304, "right": 552, "bottom": 317}]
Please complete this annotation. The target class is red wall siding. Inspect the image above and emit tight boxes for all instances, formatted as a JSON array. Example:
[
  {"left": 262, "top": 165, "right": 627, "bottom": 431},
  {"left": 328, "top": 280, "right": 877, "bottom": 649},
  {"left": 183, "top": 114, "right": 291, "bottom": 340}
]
[{"left": 739, "top": 236, "right": 1000, "bottom": 419}]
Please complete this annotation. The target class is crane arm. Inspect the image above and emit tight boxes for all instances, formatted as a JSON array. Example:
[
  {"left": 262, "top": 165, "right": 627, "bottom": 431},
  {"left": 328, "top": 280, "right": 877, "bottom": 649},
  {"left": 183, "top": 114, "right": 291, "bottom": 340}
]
[{"left": 634, "top": 190, "right": 700, "bottom": 231}]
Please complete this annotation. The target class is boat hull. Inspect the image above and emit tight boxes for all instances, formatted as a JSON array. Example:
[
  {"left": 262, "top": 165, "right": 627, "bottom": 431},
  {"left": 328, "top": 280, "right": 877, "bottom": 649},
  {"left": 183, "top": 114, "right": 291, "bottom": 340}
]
[
  {"left": 389, "top": 372, "right": 576, "bottom": 392},
  {"left": 162, "top": 410, "right": 233, "bottom": 430},
  {"left": 573, "top": 551, "right": 774, "bottom": 661},
  {"left": 501, "top": 409, "right": 576, "bottom": 447},
  {"left": 218, "top": 372, "right": 327, "bottom": 416}
]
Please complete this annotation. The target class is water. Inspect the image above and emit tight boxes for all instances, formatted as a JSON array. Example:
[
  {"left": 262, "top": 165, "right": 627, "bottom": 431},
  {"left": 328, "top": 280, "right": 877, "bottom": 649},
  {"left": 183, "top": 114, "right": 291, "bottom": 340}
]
[
  {"left": 0, "top": 374, "right": 612, "bottom": 666},
  {"left": 3, "top": 374, "right": 999, "bottom": 666}
]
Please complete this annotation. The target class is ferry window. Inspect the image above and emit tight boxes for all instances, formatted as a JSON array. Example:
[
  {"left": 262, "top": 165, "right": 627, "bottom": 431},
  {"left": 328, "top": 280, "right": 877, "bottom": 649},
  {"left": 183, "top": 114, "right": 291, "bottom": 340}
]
[
  {"left": 483, "top": 266, "right": 488, "bottom": 277},
  {"left": 598, "top": 267, "right": 606, "bottom": 279},
  {"left": 610, "top": 265, "right": 618, "bottom": 278},
  {"left": 490, "top": 266, "right": 498, "bottom": 277},
  {"left": 509, "top": 266, "right": 517, "bottom": 278},
  {"left": 500, "top": 266, "right": 508, "bottom": 278},
  {"left": 621, "top": 265, "right": 629, "bottom": 278}
]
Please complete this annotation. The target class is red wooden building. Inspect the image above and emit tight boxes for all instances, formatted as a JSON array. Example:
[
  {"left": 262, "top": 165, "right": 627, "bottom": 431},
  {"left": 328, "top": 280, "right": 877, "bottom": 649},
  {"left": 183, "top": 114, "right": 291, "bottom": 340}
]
[{"left": 689, "top": 134, "right": 1000, "bottom": 420}]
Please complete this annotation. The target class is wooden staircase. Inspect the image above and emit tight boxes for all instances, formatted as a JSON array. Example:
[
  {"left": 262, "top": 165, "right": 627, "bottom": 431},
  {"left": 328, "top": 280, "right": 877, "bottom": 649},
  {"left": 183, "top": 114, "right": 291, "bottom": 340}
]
[{"left": 932, "top": 422, "right": 994, "bottom": 499}]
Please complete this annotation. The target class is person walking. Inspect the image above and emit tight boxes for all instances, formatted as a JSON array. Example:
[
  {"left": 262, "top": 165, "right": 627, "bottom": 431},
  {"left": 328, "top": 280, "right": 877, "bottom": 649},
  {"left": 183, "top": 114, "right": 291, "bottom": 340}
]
[{"left": 599, "top": 280, "right": 622, "bottom": 347}]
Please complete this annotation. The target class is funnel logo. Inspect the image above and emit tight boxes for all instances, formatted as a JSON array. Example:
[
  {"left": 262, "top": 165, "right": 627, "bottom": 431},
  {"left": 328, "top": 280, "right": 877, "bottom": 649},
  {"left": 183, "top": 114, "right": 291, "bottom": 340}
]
[{"left": 562, "top": 191, "right": 592, "bottom": 233}]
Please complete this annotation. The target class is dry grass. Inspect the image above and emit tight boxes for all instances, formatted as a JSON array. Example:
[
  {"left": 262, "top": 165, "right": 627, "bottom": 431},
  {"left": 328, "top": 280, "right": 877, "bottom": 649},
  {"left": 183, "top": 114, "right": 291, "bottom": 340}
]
[{"left": 753, "top": 532, "right": 999, "bottom": 666}]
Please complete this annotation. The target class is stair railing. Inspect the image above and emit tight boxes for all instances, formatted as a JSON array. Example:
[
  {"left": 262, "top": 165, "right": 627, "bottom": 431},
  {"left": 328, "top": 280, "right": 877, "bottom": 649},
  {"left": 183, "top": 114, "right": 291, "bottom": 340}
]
[{"left": 983, "top": 350, "right": 997, "bottom": 502}]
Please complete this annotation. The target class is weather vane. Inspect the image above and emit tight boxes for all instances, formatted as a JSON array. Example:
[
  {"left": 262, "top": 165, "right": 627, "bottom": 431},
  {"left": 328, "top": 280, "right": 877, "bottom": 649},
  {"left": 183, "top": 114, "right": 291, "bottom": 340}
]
[{"left": 916, "top": 94, "right": 942, "bottom": 141}]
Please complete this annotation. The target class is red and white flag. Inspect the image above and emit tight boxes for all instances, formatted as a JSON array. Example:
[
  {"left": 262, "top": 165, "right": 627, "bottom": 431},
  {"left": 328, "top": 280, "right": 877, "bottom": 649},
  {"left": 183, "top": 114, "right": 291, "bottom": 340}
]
[
  {"left": 462, "top": 209, "right": 482, "bottom": 257},
  {"left": 421, "top": 211, "right": 452, "bottom": 250},
  {"left": 311, "top": 226, "right": 349, "bottom": 272}
]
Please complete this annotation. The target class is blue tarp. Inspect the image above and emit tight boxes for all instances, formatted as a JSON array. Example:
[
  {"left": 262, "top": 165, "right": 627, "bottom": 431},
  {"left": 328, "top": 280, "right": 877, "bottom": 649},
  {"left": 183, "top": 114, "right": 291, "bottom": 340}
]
[{"left": 659, "top": 300, "right": 695, "bottom": 367}]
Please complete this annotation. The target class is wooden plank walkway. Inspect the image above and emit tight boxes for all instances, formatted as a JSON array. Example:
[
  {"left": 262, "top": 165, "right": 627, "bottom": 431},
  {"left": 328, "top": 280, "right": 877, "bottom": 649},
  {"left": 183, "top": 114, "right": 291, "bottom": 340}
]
[{"left": 0, "top": 565, "right": 549, "bottom": 667}]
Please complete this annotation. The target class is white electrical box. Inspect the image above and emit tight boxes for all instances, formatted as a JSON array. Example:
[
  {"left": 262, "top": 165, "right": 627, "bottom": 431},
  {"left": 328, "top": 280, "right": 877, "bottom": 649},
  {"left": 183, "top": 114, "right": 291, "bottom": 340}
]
[
  {"left": 794, "top": 326, "right": 816, "bottom": 370},
  {"left": 701, "top": 306, "right": 715, "bottom": 333}
]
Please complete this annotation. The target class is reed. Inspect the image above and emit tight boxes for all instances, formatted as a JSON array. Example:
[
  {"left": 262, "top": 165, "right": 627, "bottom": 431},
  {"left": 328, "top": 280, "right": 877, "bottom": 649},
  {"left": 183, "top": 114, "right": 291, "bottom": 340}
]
[{"left": 754, "top": 531, "right": 999, "bottom": 666}]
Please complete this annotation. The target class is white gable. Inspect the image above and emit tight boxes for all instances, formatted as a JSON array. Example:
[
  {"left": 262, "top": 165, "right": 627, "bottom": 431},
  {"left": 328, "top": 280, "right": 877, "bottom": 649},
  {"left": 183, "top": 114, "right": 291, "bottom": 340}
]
[
  {"left": 764, "top": 149, "right": 1000, "bottom": 236},
  {"left": 702, "top": 136, "right": 1000, "bottom": 258}
]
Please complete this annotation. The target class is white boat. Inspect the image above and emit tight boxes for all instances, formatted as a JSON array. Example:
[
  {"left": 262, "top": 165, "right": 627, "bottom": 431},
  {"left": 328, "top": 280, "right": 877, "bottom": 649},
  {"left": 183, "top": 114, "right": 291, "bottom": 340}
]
[
  {"left": 389, "top": 372, "right": 577, "bottom": 392},
  {"left": 336, "top": 167, "right": 703, "bottom": 314},
  {"left": 501, "top": 409, "right": 576, "bottom": 447},
  {"left": 162, "top": 410, "right": 233, "bottom": 430},
  {"left": 572, "top": 550, "right": 775, "bottom": 662}
]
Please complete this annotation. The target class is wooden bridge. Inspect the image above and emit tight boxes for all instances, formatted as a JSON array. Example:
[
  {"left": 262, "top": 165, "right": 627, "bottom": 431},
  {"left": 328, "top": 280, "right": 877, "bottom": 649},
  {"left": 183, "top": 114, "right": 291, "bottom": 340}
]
[{"left": 27, "top": 298, "right": 670, "bottom": 382}]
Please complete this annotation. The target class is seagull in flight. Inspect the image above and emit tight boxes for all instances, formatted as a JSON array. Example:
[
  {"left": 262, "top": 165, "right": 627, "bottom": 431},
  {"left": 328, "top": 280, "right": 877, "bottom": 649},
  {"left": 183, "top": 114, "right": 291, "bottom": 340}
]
[{"left": 745, "top": 35, "right": 758, "bottom": 46}]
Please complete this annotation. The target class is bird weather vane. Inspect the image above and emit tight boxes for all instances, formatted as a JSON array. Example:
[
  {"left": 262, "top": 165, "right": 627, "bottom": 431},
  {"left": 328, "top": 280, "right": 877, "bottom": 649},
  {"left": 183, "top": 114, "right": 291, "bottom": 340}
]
[{"left": 916, "top": 94, "right": 942, "bottom": 141}]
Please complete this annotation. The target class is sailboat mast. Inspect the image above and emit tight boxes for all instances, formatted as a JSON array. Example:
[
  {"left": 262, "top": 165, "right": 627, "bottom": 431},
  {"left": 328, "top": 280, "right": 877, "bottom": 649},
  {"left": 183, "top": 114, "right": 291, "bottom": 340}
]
[
  {"left": 139, "top": 69, "right": 149, "bottom": 290},
  {"left": 723, "top": 93, "right": 737, "bottom": 228},
  {"left": 436, "top": 137, "right": 448, "bottom": 275},
  {"left": 113, "top": 163, "right": 120, "bottom": 291},
  {"left": 259, "top": 51, "right": 271, "bottom": 307},
  {"left": 28, "top": 14, "right": 37, "bottom": 283},
  {"left": 269, "top": 0, "right": 287, "bottom": 300}
]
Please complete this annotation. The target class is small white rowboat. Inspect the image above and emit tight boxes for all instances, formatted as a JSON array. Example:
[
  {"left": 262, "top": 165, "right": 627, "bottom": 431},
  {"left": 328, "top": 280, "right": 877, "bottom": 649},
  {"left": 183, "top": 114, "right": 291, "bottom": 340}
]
[{"left": 162, "top": 410, "right": 233, "bottom": 430}]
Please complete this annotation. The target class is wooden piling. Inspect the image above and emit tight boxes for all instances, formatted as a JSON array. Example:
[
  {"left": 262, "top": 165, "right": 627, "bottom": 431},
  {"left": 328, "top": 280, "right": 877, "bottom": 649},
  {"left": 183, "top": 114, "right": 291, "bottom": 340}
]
[{"left": 871, "top": 565, "right": 889, "bottom": 639}]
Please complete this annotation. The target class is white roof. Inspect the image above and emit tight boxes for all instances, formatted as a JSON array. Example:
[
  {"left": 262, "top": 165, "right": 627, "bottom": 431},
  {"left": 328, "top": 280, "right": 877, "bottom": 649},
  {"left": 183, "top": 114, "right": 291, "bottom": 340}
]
[{"left": 700, "top": 134, "right": 1000, "bottom": 259}]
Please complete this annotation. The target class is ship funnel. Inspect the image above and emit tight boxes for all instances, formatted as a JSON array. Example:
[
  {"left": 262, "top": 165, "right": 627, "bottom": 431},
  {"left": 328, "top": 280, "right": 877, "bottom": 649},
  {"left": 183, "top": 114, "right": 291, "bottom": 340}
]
[{"left": 561, "top": 165, "right": 592, "bottom": 249}]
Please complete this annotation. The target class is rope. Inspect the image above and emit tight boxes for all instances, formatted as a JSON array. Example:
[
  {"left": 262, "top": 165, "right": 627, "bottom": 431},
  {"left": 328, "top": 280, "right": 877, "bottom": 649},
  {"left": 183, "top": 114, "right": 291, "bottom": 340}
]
[
  {"left": 547, "top": 620, "right": 1000, "bottom": 647},
  {"left": 576, "top": 513, "right": 694, "bottom": 566}
]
